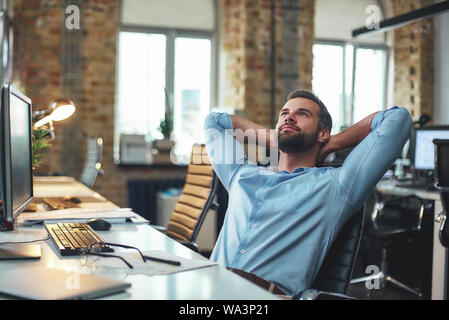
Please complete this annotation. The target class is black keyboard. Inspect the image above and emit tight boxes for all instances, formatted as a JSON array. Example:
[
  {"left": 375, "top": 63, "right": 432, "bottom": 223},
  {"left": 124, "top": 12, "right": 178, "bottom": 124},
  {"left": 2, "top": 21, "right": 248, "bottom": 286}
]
[{"left": 45, "top": 223, "right": 113, "bottom": 256}]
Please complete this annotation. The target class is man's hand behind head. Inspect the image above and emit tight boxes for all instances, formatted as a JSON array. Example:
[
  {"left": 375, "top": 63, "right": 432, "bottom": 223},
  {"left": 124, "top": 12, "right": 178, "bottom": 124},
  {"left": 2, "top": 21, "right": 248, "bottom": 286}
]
[{"left": 317, "top": 136, "right": 333, "bottom": 165}]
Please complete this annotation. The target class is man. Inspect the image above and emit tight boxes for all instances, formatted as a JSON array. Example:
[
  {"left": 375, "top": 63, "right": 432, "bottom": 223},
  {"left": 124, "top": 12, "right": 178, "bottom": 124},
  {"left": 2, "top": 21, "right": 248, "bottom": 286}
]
[{"left": 204, "top": 90, "right": 412, "bottom": 297}]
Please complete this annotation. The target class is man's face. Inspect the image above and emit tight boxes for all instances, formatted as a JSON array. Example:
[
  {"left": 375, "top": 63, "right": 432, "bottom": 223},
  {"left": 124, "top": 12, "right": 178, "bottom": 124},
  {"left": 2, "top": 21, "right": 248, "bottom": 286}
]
[{"left": 275, "top": 98, "right": 322, "bottom": 154}]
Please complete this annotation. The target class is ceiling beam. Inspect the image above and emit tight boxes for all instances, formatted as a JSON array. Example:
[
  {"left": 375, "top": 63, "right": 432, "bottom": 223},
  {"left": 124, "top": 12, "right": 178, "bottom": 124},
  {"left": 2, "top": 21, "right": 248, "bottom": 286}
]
[{"left": 352, "top": 0, "right": 449, "bottom": 38}]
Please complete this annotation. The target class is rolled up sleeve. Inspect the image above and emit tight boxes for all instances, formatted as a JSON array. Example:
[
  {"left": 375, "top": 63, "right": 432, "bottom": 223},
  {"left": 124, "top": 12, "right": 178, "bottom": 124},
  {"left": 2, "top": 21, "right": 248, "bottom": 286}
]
[
  {"left": 338, "top": 107, "right": 412, "bottom": 213},
  {"left": 204, "top": 113, "right": 248, "bottom": 191}
]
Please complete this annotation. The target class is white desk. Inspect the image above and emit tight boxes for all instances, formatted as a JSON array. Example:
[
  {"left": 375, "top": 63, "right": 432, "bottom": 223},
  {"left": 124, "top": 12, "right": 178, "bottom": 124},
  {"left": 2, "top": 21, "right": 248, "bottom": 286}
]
[
  {"left": 0, "top": 178, "right": 279, "bottom": 300},
  {"left": 377, "top": 179, "right": 448, "bottom": 300}
]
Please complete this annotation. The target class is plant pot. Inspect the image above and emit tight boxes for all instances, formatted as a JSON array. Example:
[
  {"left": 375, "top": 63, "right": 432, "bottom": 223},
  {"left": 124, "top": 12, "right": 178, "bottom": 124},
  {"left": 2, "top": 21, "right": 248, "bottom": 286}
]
[{"left": 153, "top": 139, "right": 175, "bottom": 152}]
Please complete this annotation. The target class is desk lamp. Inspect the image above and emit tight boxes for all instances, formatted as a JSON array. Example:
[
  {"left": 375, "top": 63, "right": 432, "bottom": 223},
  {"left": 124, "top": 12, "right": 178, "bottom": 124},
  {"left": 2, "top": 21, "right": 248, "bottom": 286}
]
[
  {"left": 394, "top": 114, "right": 432, "bottom": 180},
  {"left": 413, "top": 114, "right": 431, "bottom": 128},
  {"left": 33, "top": 99, "right": 76, "bottom": 129},
  {"left": 394, "top": 139, "right": 411, "bottom": 179}
]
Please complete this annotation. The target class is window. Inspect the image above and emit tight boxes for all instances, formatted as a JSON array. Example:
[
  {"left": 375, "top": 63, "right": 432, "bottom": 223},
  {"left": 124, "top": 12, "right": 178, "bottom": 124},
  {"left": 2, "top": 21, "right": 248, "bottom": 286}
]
[
  {"left": 352, "top": 47, "right": 388, "bottom": 123},
  {"left": 115, "top": 30, "right": 213, "bottom": 163},
  {"left": 312, "top": 44, "right": 344, "bottom": 134},
  {"left": 116, "top": 32, "right": 166, "bottom": 141},
  {"left": 173, "top": 37, "right": 212, "bottom": 160},
  {"left": 312, "top": 42, "right": 388, "bottom": 133},
  {"left": 116, "top": 0, "right": 215, "bottom": 164}
]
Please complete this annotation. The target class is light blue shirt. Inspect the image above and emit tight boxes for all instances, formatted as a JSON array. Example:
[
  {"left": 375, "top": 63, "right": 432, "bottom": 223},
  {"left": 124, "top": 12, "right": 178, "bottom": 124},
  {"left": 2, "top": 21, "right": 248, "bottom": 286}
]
[{"left": 204, "top": 107, "right": 412, "bottom": 296}]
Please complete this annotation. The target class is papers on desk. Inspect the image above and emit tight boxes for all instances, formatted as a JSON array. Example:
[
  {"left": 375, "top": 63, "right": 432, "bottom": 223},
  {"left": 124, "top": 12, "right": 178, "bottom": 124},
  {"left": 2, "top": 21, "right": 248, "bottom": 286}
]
[
  {"left": 16, "top": 207, "right": 147, "bottom": 224},
  {"left": 83, "top": 250, "right": 216, "bottom": 276}
]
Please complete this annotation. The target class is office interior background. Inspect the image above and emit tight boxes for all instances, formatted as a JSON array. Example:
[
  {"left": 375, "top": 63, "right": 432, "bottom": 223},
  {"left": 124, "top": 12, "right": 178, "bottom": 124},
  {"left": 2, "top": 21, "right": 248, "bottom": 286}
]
[
  {"left": 3, "top": 0, "right": 449, "bottom": 299},
  {"left": 9, "top": 0, "right": 446, "bottom": 206}
]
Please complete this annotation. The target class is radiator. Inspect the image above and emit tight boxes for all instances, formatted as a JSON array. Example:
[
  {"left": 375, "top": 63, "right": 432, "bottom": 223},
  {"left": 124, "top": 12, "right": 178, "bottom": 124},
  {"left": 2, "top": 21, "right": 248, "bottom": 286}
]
[{"left": 127, "top": 178, "right": 185, "bottom": 223}]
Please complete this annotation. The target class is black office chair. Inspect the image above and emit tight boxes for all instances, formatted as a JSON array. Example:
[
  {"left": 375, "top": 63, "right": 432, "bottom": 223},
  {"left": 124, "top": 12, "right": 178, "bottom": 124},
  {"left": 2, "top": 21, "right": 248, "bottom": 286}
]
[
  {"left": 295, "top": 204, "right": 366, "bottom": 300},
  {"left": 79, "top": 136, "right": 104, "bottom": 188},
  {"left": 433, "top": 139, "right": 449, "bottom": 248},
  {"left": 350, "top": 192, "right": 425, "bottom": 297}
]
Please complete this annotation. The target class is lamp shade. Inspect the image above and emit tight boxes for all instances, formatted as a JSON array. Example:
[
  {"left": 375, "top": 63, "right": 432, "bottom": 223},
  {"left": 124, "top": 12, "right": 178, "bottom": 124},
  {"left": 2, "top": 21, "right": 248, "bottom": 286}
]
[
  {"left": 34, "top": 99, "right": 76, "bottom": 128},
  {"left": 48, "top": 99, "right": 76, "bottom": 121}
]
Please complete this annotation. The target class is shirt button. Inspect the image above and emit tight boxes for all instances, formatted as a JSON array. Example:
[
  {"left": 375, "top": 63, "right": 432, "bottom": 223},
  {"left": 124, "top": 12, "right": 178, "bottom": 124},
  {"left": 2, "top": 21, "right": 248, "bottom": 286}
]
[
  {"left": 257, "top": 201, "right": 262, "bottom": 206},
  {"left": 250, "top": 224, "right": 255, "bottom": 229},
  {"left": 240, "top": 249, "right": 245, "bottom": 254}
]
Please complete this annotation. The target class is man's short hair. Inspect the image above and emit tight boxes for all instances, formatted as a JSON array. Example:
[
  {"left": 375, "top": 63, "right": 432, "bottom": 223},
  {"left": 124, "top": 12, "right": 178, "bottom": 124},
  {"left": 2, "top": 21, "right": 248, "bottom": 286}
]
[{"left": 286, "top": 90, "right": 332, "bottom": 132}]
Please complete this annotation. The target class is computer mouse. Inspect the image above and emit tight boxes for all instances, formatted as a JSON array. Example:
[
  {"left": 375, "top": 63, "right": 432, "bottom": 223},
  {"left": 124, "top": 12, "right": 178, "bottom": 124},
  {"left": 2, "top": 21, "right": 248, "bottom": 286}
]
[
  {"left": 86, "top": 218, "right": 111, "bottom": 231},
  {"left": 69, "top": 197, "right": 82, "bottom": 204},
  {"left": 62, "top": 196, "right": 82, "bottom": 204}
]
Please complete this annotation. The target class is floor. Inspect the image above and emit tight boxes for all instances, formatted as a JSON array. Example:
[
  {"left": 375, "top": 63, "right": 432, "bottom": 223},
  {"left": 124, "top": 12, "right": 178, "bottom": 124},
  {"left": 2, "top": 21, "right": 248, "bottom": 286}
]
[
  {"left": 347, "top": 279, "right": 423, "bottom": 300},
  {"left": 347, "top": 236, "right": 432, "bottom": 300}
]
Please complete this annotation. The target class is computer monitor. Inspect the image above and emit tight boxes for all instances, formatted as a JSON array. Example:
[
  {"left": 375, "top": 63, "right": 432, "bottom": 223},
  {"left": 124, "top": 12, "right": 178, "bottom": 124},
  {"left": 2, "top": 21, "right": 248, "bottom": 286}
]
[
  {"left": 0, "top": 83, "right": 33, "bottom": 230},
  {"left": 412, "top": 126, "right": 449, "bottom": 171}
]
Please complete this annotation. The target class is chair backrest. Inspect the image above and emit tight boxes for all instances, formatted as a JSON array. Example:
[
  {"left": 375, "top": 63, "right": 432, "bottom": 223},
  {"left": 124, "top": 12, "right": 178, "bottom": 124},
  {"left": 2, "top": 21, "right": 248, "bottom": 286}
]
[
  {"left": 166, "top": 144, "right": 218, "bottom": 243},
  {"left": 434, "top": 139, "right": 449, "bottom": 189},
  {"left": 311, "top": 204, "right": 366, "bottom": 294},
  {"left": 433, "top": 139, "right": 449, "bottom": 248},
  {"left": 80, "top": 137, "right": 103, "bottom": 188},
  {"left": 371, "top": 194, "right": 425, "bottom": 234}
]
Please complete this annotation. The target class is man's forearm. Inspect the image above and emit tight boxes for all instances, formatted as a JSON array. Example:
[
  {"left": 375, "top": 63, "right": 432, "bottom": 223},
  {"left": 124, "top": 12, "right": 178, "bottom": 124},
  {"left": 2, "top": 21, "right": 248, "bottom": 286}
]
[
  {"left": 230, "top": 114, "right": 274, "bottom": 147},
  {"left": 329, "top": 111, "right": 379, "bottom": 153}
]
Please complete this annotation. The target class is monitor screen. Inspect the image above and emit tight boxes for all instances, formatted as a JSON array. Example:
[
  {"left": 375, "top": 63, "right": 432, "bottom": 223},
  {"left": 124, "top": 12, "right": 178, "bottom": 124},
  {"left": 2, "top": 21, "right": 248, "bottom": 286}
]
[
  {"left": 10, "top": 93, "right": 33, "bottom": 213},
  {"left": 414, "top": 127, "right": 449, "bottom": 170},
  {"left": 0, "top": 84, "right": 33, "bottom": 230}
]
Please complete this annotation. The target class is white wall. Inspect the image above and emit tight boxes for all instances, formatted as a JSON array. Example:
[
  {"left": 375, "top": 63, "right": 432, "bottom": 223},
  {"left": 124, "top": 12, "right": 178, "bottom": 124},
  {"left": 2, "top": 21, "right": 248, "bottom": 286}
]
[
  {"left": 121, "top": 0, "right": 215, "bottom": 31},
  {"left": 315, "top": 0, "right": 385, "bottom": 44},
  {"left": 434, "top": 11, "right": 449, "bottom": 124}
]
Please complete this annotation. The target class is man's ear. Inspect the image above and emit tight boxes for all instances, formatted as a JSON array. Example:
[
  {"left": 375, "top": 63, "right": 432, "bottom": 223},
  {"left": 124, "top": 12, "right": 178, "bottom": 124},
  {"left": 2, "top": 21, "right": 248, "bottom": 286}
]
[{"left": 317, "top": 128, "right": 330, "bottom": 144}]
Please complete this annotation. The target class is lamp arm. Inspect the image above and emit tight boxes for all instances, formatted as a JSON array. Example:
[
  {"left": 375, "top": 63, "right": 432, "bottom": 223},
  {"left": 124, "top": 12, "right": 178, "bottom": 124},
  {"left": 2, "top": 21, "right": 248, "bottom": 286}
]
[
  {"left": 32, "top": 109, "right": 50, "bottom": 121},
  {"left": 37, "top": 128, "right": 55, "bottom": 140}
]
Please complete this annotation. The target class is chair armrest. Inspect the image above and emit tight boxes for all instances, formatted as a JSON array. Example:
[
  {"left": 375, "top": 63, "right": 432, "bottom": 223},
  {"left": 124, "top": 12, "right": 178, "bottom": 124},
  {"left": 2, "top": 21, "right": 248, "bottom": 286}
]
[
  {"left": 372, "top": 196, "right": 425, "bottom": 232},
  {"left": 435, "top": 183, "right": 449, "bottom": 192},
  {"left": 210, "top": 202, "right": 219, "bottom": 211},
  {"left": 296, "top": 289, "right": 357, "bottom": 300}
]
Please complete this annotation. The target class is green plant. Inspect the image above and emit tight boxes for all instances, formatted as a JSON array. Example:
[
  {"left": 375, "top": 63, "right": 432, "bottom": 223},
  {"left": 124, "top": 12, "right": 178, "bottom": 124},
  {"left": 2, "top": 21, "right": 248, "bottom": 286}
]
[
  {"left": 159, "top": 88, "right": 173, "bottom": 140},
  {"left": 158, "top": 110, "right": 173, "bottom": 139},
  {"left": 32, "top": 129, "right": 52, "bottom": 167}
]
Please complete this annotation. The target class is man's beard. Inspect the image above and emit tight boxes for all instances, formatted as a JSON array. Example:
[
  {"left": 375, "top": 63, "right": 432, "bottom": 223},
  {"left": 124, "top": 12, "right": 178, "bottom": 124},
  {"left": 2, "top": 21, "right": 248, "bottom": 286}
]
[{"left": 278, "top": 127, "right": 318, "bottom": 154}]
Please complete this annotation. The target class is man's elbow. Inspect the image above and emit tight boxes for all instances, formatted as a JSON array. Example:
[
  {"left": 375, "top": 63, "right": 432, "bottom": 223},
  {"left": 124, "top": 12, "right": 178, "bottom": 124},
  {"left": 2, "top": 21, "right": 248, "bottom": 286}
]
[
  {"left": 395, "top": 107, "right": 413, "bottom": 129},
  {"left": 204, "top": 112, "right": 222, "bottom": 131},
  {"left": 205, "top": 112, "right": 233, "bottom": 130},
  {"left": 204, "top": 112, "right": 218, "bottom": 126},
  {"left": 387, "top": 107, "right": 412, "bottom": 140},
  {"left": 394, "top": 109, "right": 413, "bottom": 154}
]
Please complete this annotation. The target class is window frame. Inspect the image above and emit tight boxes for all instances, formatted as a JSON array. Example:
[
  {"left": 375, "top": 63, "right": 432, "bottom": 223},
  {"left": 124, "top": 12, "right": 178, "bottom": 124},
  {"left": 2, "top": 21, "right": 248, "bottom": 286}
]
[
  {"left": 313, "top": 39, "right": 390, "bottom": 129},
  {"left": 115, "top": 23, "right": 216, "bottom": 160}
]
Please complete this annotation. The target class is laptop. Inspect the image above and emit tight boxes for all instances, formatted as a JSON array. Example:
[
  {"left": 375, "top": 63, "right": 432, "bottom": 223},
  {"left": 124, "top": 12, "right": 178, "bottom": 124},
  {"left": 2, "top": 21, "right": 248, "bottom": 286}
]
[
  {"left": 0, "top": 266, "right": 131, "bottom": 300},
  {"left": 0, "top": 244, "right": 41, "bottom": 260}
]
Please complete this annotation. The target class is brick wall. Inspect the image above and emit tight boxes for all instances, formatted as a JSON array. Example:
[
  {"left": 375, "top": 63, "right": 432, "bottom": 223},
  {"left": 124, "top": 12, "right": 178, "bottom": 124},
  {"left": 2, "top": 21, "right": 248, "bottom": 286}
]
[
  {"left": 222, "top": 0, "right": 246, "bottom": 113},
  {"left": 298, "top": 0, "right": 314, "bottom": 92},
  {"left": 13, "top": 0, "right": 65, "bottom": 174},
  {"left": 14, "top": 0, "right": 312, "bottom": 207},
  {"left": 222, "top": 0, "right": 315, "bottom": 128},
  {"left": 13, "top": 0, "right": 186, "bottom": 207},
  {"left": 12, "top": 0, "right": 435, "bottom": 206},
  {"left": 80, "top": 0, "right": 119, "bottom": 201},
  {"left": 392, "top": 0, "right": 434, "bottom": 120}
]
